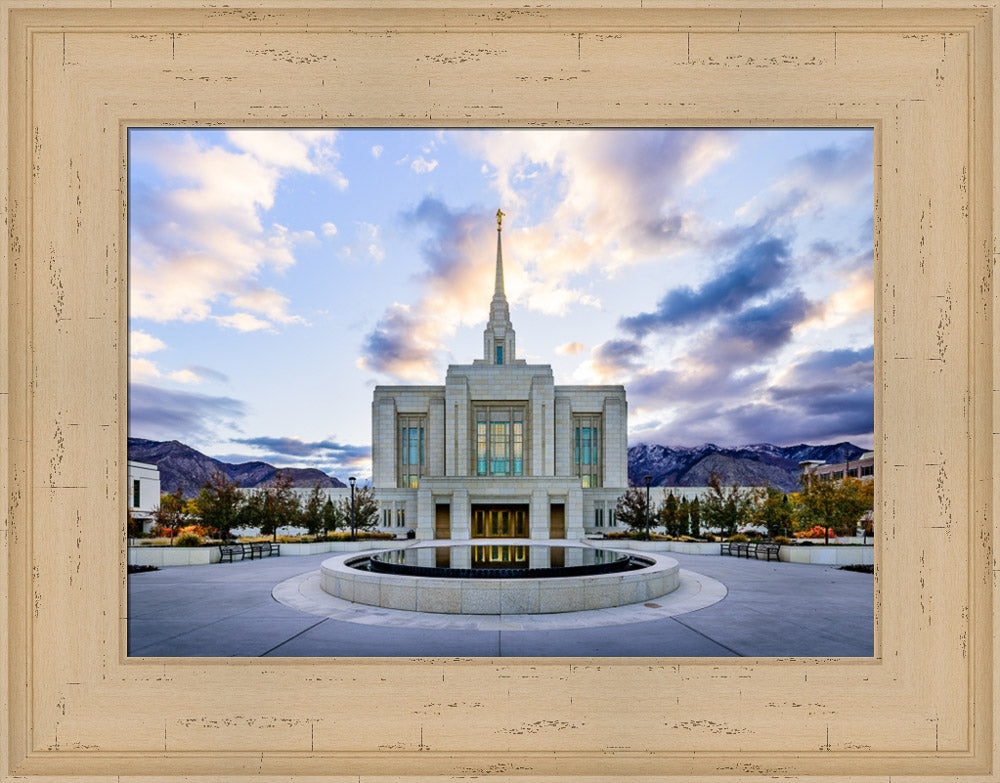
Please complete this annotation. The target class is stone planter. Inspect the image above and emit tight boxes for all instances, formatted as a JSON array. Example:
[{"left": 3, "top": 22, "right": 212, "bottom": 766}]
[
  {"left": 128, "top": 546, "right": 220, "bottom": 567},
  {"left": 780, "top": 545, "right": 874, "bottom": 566}
]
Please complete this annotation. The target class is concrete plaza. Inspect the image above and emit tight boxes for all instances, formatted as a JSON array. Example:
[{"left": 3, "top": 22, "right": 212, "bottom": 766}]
[{"left": 127, "top": 549, "right": 874, "bottom": 657}]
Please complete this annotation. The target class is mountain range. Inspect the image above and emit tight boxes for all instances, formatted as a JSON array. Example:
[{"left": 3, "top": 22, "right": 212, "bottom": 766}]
[
  {"left": 129, "top": 437, "right": 866, "bottom": 497},
  {"left": 627, "top": 441, "right": 868, "bottom": 492},
  {"left": 127, "top": 438, "right": 346, "bottom": 497}
]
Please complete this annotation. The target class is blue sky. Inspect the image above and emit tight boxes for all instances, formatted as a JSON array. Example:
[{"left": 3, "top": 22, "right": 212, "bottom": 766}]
[{"left": 128, "top": 128, "right": 875, "bottom": 481}]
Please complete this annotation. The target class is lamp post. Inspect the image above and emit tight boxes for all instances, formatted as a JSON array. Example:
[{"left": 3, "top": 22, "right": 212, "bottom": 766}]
[
  {"left": 643, "top": 475, "right": 652, "bottom": 540},
  {"left": 348, "top": 476, "right": 357, "bottom": 540}
]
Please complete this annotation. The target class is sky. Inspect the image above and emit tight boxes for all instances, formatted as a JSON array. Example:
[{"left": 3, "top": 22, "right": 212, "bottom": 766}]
[{"left": 128, "top": 128, "right": 875, "bottom": 481}]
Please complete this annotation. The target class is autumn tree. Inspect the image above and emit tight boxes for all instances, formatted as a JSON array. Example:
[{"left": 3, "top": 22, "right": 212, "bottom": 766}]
[
  {"left": 153, "top": 486, "right": 188, "bottom": 545},
  {"left": 257, "top": 471, "right": 301, "bottom": 542},
  {"left": 195, "top": 469, "right": 243, "bottom": 541},
  {"left": 700, "top": 472, "right": 755, "bottom": 537},
  {"left": 749, "top": 486, "right": 797, "bottom": 539},
  {"left": 796, "top": 475, "right": 874, "bottom": 544},
  {"left": 615, "top": 485, "right": 654, "bottom": 539}
]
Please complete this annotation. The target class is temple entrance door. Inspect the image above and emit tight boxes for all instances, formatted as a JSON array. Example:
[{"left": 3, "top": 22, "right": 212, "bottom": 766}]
[
  {"left": 435, "top": 504, "right": 450, "bottom": 539},
  {"left": 549, "top": 504, "right": 565, "bottom": 538},
  {"left": 471, "top": 504, "right": 529, "bottom": 538}
]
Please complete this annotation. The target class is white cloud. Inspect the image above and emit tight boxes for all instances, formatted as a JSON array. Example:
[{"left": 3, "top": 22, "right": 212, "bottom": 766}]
[
  {"left": 321, "top": 222, "right": 338, "bottom": 237},
  {"left": 130, "top": 330, "right": 166, "bottom": 355},
  {"left": 130, "top": 357, "right": 161, "bottom": 383},
  {"left": 411, "top": 156, "right": 439, "bottom": 174},
  {"left": 371, "top": 145, "right": 384, "bottom": 159},
  {"left": 130, "top": 356, "right": 202, "bottom": 385},
  {"left": 213, "top": 312, "right": 274, "bottom": 332}
]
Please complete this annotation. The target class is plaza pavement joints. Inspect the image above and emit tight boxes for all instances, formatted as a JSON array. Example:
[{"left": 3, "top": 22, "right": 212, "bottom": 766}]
[{"left": 127, "top": 549, "right": 874, "bottom": 658}]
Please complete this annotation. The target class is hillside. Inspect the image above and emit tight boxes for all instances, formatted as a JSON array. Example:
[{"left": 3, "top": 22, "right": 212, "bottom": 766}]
[{"left": 127, "top": 437, "right": 346, "bottom": 497}]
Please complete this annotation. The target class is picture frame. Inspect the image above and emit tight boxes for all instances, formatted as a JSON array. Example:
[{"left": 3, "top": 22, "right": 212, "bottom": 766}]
[{"left": 2, "top": 2, "right": 996, "bottom": 780}]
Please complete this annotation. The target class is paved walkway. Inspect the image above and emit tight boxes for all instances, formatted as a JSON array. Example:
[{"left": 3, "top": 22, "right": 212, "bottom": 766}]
[{"left": 127, "top": 551, "right": 874, "bottom": 657}]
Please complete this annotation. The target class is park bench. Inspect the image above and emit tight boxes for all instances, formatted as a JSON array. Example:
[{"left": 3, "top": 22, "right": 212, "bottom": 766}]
[
  {"left": 218, "top": 543, "right": 245, "bottom": 562},
  {"left": 720, "top": 542, "right": 782, "bottom": 561},
  {"left": 218, "top": 541, "right": 281, "bottom": 562},
  {"left": 248, "top": 541, "right": 280, "bottom": 559}
]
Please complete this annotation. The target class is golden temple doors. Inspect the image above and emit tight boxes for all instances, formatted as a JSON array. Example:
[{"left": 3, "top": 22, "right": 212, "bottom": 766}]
[
  {"left": 471, "top": 505, "right": 529, "bottom": 538},
  {"left": 549, "top": 503, "right": 565, "bottom": 539},
  {"left": 435, "top": 504, "right": 450, "bottom": 539}
]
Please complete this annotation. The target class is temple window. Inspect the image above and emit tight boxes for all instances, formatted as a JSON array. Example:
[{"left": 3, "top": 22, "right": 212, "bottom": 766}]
[
  {"left": 397, "top": 414, "right": 426, "bottom": 488},
  {"left": 474, "top": 405, "right": 526, "bottom": 476},
  {"left": 573, "top": 414, "right": 601, "bottom": 487}
]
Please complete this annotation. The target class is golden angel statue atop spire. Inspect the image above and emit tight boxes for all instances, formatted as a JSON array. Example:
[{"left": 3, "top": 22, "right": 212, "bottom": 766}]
[{"left": 496, "top": 208, "right": 505, "bottom": 231}]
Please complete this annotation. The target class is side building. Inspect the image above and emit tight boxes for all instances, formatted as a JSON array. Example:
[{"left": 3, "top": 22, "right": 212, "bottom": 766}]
[
  {"left": 370, "top": 211, "right": 628, "bottom": 541},
  {"left": 127, "top": 460, "right": 161, "bottom": 532}
]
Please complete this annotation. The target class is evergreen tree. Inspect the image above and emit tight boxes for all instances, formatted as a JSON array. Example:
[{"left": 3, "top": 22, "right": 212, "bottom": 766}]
[
  {"left": 321, "top": 497, "right": 343, "bottom": 535},
  {"left": 660, "top": 492, "right": 680, "bottom": 537},
  {"left": 689, "top": 496, "right": 701, "bottom": 537},
  {"left": 300, "top": 482, "right": 327, "bottom": 536},
  {"left": 677, "top": 497, "right": 690, "bottom": 537},
  {"left": 339, "top": 485, "right": 379, "bottom": 537}
]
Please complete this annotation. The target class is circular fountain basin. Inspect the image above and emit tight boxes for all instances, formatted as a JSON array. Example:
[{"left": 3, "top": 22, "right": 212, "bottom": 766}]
[{"left": 320, "top": 541, "right": 680, "bottom": 614}]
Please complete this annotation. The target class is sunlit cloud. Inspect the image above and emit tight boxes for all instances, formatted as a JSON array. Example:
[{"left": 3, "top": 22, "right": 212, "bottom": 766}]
[
  {"left": 130, "top": 330, "right": 166, "bottom": 355},
  {"left": 129, "top": 130, "right": 336, "bottom": 327},
  {"left": 555, "top": 341, "right": 585, "bottom": 355}
]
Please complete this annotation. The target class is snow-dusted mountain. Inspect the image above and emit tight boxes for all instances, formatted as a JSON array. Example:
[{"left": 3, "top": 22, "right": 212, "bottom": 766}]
[{"left": 627, "top": 441, "right": 867, "bottom": 492}]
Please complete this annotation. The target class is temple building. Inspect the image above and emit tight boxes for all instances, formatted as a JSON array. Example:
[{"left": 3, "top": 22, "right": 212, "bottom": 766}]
[{"left": 371, "top": 210, "right": 628, "bottom": 540}]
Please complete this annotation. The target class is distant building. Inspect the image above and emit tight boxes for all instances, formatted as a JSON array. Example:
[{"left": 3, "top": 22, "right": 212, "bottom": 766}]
[
  {"left": 127, "top": 460, "right": 161, "bottom": 532},
  {"left": 799, "top": 451, "right": 875, "bottom": 483},
  {"left": 369, "top": 211, "right": 628, "bottom": 540}
]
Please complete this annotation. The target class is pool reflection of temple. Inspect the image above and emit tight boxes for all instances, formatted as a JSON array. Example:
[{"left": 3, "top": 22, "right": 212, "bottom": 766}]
[{"left": 371, "top": 210, "right": 628, "bottom": 541}]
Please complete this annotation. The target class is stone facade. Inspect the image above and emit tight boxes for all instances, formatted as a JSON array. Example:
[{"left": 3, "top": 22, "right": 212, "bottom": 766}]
[{"left": 371, "top": 214, "right": 628, "bottom": 541}]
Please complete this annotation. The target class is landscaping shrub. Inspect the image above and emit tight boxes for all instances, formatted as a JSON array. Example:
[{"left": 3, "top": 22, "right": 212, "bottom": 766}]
[
  {"left": 702, "top": 533, "right": 717, "bottom": 542},
  {"left": 773, "top": 536, "right": 792, "bottom": 545},
  {"left": 325, "top": 530, "right": 394, "bottom": 541},
  {"left": 727, "top": 534, "right": 749, "bottom": 543},
  {"left": 794, "top": 525, "right": 834, "bottom": 539},
  {"left": 174, "top": 532, "right": 204, "bottom": 547}
]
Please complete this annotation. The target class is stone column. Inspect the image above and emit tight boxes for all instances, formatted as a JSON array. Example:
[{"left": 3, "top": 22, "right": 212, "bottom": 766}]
[
  {"left": 565, "top": 484, "right": 585, "bottom": 540},
  {"left": 450, "top": 488, "right": 471, "bottom": 540},
  {"left": 529, "top": 488, "right": 550, "bottom": 539},
  {"left": 554, "top": 396, "right": 572, "bottom": 477},
  {"left": 372, "top": 397, "right": 398, "bottom": 487},
  {"left": 428, "top": 397, "right": 445, "bottom": 477},
  {"left": 415, "top": 486, "right": 434, "bottom": 541}
]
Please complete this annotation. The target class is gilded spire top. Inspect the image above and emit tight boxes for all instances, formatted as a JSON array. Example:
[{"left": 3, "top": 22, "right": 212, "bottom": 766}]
[{"left": 496, "top": 208, "right": 505, "bottom": 232}]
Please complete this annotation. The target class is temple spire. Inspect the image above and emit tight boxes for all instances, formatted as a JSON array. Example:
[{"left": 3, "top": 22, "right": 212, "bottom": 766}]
[
  {"left": 494, "top": 208, "right": 506, "bottom": 297},
  {"left": 483, "top": 209, "right": 515, "bottom": 365}
]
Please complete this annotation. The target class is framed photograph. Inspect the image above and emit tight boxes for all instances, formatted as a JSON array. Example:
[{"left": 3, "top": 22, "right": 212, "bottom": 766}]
[{"left": 2, "top": 2, "right": 997, "bottom": 781}]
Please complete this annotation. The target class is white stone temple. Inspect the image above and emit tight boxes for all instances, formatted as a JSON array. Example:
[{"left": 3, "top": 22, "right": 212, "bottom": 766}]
[{"left": 370, "top": 210, "right": 628, "bottom": 541}]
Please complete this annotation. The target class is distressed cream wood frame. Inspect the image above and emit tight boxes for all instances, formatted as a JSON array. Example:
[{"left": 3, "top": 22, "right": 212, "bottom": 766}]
[{"left": 1, "top": 2, "right": 996, "bottom": 780}]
